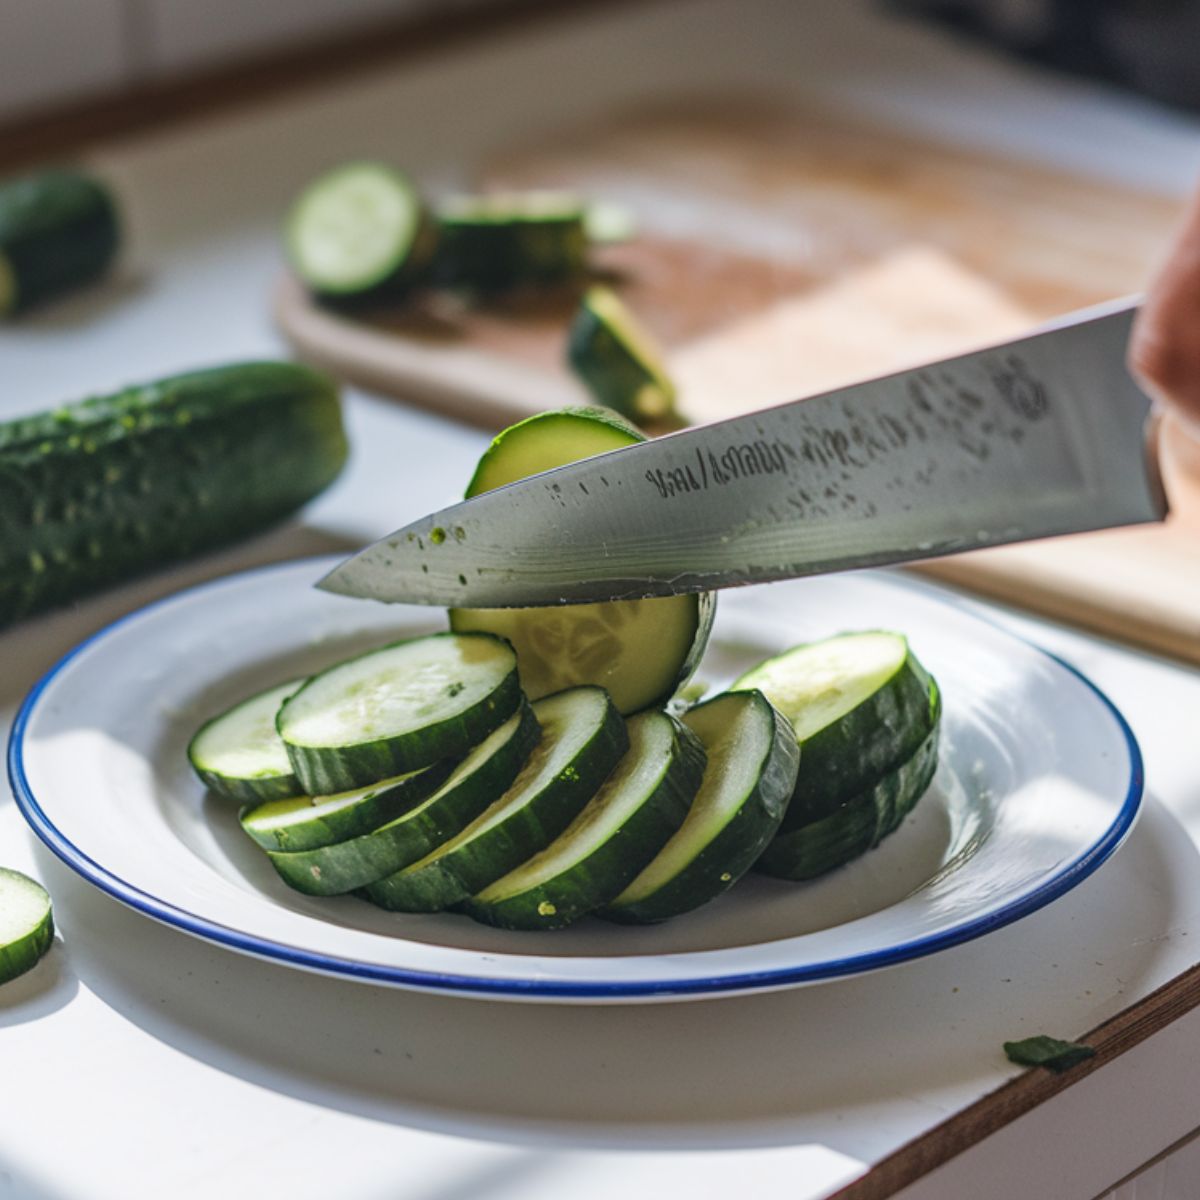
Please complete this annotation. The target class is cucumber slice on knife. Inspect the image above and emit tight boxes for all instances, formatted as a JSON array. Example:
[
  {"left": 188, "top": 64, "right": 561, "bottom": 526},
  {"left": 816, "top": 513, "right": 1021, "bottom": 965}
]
[
  {"left": 278, "top": 631, "right": 521, "bottom": 795},
  {"left": 240, "top": 758, "right": 454, "bottom": 853},
  {"left": 732, "top": 632, "right": 937, "bottom": 832},
  {"left": 0, "top": 869, "right": 53, "bottom": 985},
  {"left": 264, "top": 699, "right": 540, "bottom": 895},
  {"left": 287, "top": 162, "right": 436, "bottom": 300},
  {"left": 603, "top": 689, "right": 801, "bottom": 924},
  {"left": 364, "top": 686, "right": 628, "bottom": 912},
  {"left": 567, "top": 286, "right": 677, "bottom": 424},
  {"left": 188, "top": 679, "right": 304, "bottom": 804},
  {"left": 463, "top": 709, "right": 704, "bottom": 930},
  {"left": 449, "top": 407, "right": 714, "bottom": 715}
]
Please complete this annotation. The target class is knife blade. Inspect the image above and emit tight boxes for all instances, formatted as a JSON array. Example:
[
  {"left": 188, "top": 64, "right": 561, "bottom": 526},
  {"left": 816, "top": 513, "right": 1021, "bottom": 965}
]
[{"left": 319, "top": 298, "right": 1166, "bottom": 608}]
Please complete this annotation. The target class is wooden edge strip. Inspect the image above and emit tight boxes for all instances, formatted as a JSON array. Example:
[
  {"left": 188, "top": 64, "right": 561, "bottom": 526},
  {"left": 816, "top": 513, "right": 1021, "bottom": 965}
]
[
  {"left": 829, "top": 959, "right": 1200, "bottom": 1199},
  {"left": 0, "top": 0, "right": 656, "bottom": 172}
]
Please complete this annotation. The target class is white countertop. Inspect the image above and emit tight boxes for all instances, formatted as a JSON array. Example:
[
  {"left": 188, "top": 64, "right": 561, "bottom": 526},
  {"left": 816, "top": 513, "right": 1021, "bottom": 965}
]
[{"left": 3, "top": 3, "right": 1200, "bottom": 1198}]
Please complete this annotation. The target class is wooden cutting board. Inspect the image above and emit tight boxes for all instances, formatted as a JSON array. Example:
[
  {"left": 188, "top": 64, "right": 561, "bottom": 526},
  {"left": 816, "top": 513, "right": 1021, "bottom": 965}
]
[{"left": 276, "top": 98, "right": 1200, "bottom": 665}]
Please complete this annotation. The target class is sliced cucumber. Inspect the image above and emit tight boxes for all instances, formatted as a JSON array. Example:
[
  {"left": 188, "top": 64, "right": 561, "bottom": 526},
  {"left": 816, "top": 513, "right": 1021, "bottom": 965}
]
[
  {"left": 287, "top": 162, "right": 436, "bottom": 300},
  {"left": 755, "top": 693, "right": 942, "bottom": 881},
  {"left": 436, "top": 191, "right": 587, "bottom": 290},
  {"left": 732, "top": 632, "right": 936, "bottom": 832},
  {"left": 0, "top": 170, "right": 120, "bottom": 316},
  {"left": 278, "top": 632, "right": 521, "bottom": 795},
  {"left": 567, "top": 286, "right": 677, "bottom": 424},
  {"left": 364, "top": 686, "right": 627, "bottom": 912},
  {"left": 463, "top": 710, "right": 704, "bottom": 931},
  {"left": 0, "top": 869, "right": 53, "bottom": 984},
  {"left": 603, "top": 689, "right": 800, "bottom": 924},
  {"left": 449, "top": 407, "right": 714, "bottom": 715},
  {"left": 265, "top": 699, "right": 540, "bottom": 895},
  {"left": 188, "top": 679, "right": 304, "bottom": 804},
  {"left": 240, "top": 758, "right": 454, "bottom": 853}
]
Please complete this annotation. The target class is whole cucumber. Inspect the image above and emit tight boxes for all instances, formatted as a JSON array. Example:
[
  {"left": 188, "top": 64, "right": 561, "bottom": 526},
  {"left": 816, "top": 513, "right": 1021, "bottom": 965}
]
[
  {"left": 0, "top": 170, "right": 120, "bottom": 315},
  {"left": 0, "top": 362, "right": 348, "bottom": 628}
]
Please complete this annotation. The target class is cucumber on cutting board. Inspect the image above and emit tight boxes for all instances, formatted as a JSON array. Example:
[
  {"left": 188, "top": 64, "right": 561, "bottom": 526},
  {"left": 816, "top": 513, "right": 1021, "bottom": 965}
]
[
  {"left": 436, "top": 191, "right": 587, "bottom": 291},
  {"left": 277, "top": 631, "right": 521, "bottom": 795},
  {"left": 240, "top": 758, "right": 454, "bottom": 853},
  {"left": 264, "top": 699, "right": 540, "bottom": 895},
  {"left": 0, "top": 869, "right": 54, "bottom": 984},
  {"left": 603, "top": 689, "right": 801, "bottom": 924},
  {"left": 0, "top": 170, "right": 120, "bottom": 316},
  {"left": 567, "top": 286, "right": 677, "bottom": 424},
  {"left": 364, "top": 686, "right": 628, "bottom": 913},
  {"left": 188, "top": 679, "right": 304, "bottom": 805},
  {"left": 0, "top": 361, "right": 347, "bottom": 630},
  {"left": 463, "top": 709, "right": 704, "bottom": 931},
  {"left": 287, "top": 162, "right": 437, "bottom": 301},
  {"left": 449, "top": 407, "right": 714, "bottom": 715},
  {"left": 733, "top": 634, "right": 942, "bottom": 881}
]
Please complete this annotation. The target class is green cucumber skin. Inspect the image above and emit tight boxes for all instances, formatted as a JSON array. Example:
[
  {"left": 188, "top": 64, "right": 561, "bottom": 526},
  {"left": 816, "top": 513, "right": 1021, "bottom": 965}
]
[
  {"left": 266, "top": 701, "right": 540, "bottom": 895},
  {"left": 192, "top": 767, "right": 300, "bottom": 808},
  {"left": 0, "top": 362, "right": 347, "bottom": 630},
  {"left": 754, "top": 705, "right": 942, "bottom": 882},
  {"left": 602, "top": 692, "right": 801, "bottom": 925},
  {"left": 280, "top": 636, "right": 523, "bottom": 796},
  {"left": 566, "top": 301, "right": 675, "bottom": 422},
  {"left": 0, "top": 869, "right": 54, "bottom": 985},
  {"left": 241, "top": 758, "right": 455, "bottom": 853},
  {"left": 463, "top": 716, "right": 705, "bottom": 932},
  {"left": 435, "top": 211, "right": 586, "bottom": 291},
  {"left": 735, "top": 637, "right": 935, "bottom": 832},
  {"left": 364, "top": 691, "right": 629, "bottom": 913},
  {"left": 0, "top": 171, "right": 119, "bottom": 315}
]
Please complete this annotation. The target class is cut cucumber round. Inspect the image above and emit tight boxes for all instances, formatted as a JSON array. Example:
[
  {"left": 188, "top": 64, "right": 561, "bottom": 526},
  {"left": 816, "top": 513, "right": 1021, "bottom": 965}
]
[
  {"left": 463, "top": 709, "right": 704, "bottom": 931},
  {"left": 278, "top": 631, "right": 521, "bottom": 795},
  {"left": 602, "top": 689, "right": 801, "bottom": 924},
  {"left": 240, "top": 758, "right": 454, "bottom": 853},
  {"left": 265, "top": 699, "right": 540, "bottom": 895},
  {"left": 287, "top": 162, "right": 436, "bottom": 300},
  {"left": 732, "top": 632, "right": 936, "bottom": 832},
  {"left": 188, "top": 678, "right": 304, "bottom": 804},
  {"left": 0, "top": 170, "right": 120, "bottom": 316},
  {"left": 755, "top": 692, "right": 942, "bottom": 881},
  {"left": 0, "top": 869, "right": 54, "bottom": 984},
  {"left": 436, "top": 190, "right": 587, "bottom": 290},
  {"left": 449, "top": 407, "right": 714, "bottom": 715},
  {"left": 567, "top": 286, "right": 677, "bottom": 424},
  {"left": 364, "top": 686, "right": 628, "bottom": 912}
]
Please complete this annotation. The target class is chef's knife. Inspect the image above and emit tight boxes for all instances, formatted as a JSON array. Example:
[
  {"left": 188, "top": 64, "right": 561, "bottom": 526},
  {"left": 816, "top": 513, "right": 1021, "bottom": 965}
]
[{"left": 319, "top": 298, "right": 1166, "bottom": 608}]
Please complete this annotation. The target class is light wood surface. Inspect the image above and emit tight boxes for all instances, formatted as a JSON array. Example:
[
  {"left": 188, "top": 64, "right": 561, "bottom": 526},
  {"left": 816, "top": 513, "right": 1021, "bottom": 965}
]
[{"left": 275, "top": 99, "right": 1199, "bottom": 664}]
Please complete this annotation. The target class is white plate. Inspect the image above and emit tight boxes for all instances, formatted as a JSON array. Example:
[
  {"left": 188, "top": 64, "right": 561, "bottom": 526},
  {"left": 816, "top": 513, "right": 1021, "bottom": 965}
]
[{"left": 9, "top": 557, "right": 1141, "bottom": 1003}]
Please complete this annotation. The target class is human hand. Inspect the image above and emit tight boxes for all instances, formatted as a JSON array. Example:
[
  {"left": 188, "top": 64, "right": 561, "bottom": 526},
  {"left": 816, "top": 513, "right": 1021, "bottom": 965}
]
[{"left": 1129, "top": 187, "right": 1200, "bottom": 499}]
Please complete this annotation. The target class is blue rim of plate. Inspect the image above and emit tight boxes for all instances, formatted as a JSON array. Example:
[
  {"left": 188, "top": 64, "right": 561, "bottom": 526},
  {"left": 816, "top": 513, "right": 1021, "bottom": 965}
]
[{"left": 6, "top": 559, "right": 1144, "bottom": 999}]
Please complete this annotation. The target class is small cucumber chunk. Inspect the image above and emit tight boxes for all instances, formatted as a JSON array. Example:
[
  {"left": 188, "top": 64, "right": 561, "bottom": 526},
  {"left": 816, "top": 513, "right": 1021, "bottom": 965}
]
[
  {"left": 464, "top": 709, "right": 704, "bottom": 931},
  {"left": 278, "top": 631, "right": 521, "bottom": 795},
  {"left": 287, "top": 162, "right": 435, "bottom": 299},
  {"left": 0, "top": 869, "right": 53, "bottom": 985},
  {"left": 265, "top": 699, "right": 540, "bottom": 895},
  {"left": 240, "top": 758, "right": 454, "bottom": 853},
  {"left": 188, "top": 678, "right": 304, "bottom": 805},
  {"left": 364, "top": 686, "right": 627, "bottom": 912},
  {"left": 450, "top": 407, "right": 714, "bottom": 714},
  {"left": 567, "top": 286, "right": 677, "bottom": 424},
  {"left": 603, "top": 689, "right": 800, "bottom": 924}
]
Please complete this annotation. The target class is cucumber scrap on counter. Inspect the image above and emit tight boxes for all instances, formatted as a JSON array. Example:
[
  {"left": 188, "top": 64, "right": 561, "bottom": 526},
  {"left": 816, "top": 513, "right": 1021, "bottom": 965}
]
[
  {"left": 189, "top": 406, "right": 941, "bottom": 932},
  {"left": 0, "top": 361, "right": 347, "bottom": 630},
  {"left": 0, "top": 169, "right": 120, "bottom": 316},
  {"left": 0, "top": 869, "right": 54, "bottom": 985}
]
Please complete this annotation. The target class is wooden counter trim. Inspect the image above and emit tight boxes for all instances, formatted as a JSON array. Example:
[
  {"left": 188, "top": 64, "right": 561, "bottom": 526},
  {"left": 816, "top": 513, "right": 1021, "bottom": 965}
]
[
  {"left": 0, "top": 0, "right": 652, "bottom": 171},
  {"left": 830, "top": 960, "right": 1200, "bottom": 1199}
]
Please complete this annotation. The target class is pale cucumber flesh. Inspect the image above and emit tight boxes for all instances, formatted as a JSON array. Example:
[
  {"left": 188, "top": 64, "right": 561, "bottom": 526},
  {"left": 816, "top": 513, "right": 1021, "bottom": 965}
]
[
  {"left": 0, "top": 868, "right": 53, "bottom": 984},
  {"left": 188, "top": 679, "right": 301, "bottom": 790}
]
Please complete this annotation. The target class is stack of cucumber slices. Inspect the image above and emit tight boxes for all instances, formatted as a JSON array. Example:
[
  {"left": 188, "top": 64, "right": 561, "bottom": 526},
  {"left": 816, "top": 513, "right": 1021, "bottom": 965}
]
[{"left": 187, "top": 405, "right": 943, "bottom": 931}]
